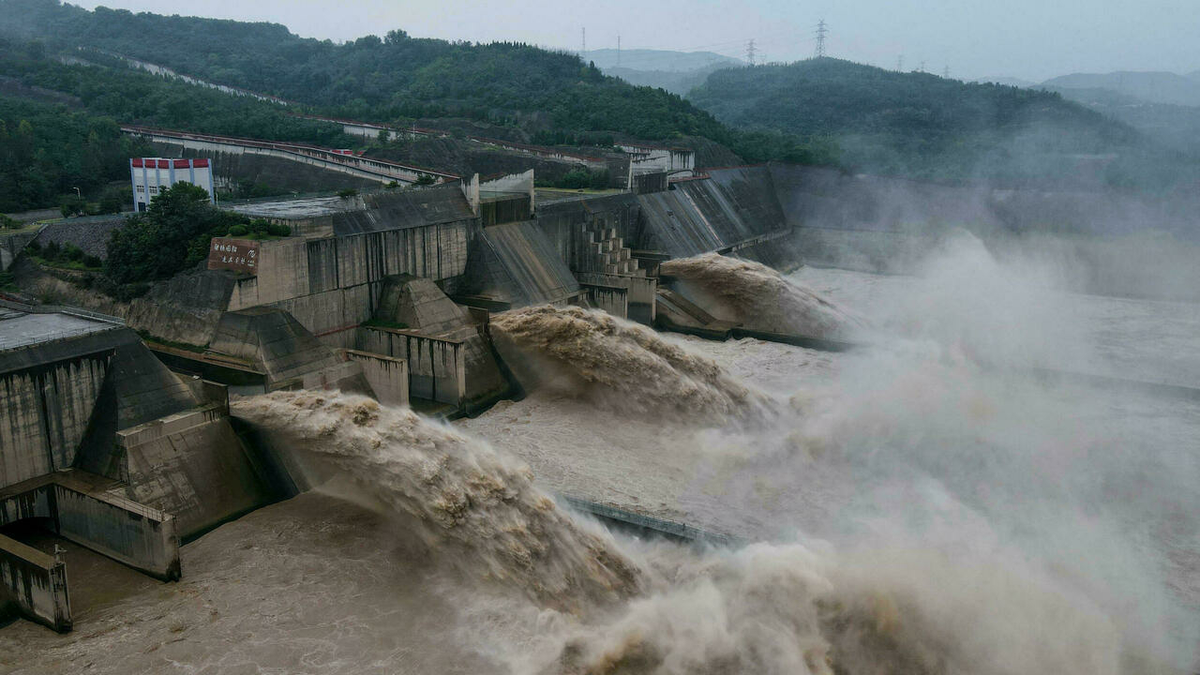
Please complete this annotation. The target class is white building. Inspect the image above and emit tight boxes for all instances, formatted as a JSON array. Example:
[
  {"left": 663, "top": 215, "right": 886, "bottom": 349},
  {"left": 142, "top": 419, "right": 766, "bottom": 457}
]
[{"left": 130, "top": 158, "right": 215, "bottom": 212}]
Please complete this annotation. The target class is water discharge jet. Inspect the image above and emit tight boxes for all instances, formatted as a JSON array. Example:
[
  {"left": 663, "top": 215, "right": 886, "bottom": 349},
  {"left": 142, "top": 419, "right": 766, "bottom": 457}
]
[
  {"left": 230, "top": 391, "right": 641, "bottom": 613},
  {"left": 490, "top": 305, "right": 773, "bottom": 423},
  {"left": 659, "top": 253, "right": 867, "bottom": 343}
]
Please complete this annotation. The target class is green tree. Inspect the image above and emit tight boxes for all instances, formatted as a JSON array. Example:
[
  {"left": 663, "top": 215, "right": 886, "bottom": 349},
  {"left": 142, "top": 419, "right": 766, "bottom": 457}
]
[{"left": 105, "top": 182, "right": 245, "bottom": 283}]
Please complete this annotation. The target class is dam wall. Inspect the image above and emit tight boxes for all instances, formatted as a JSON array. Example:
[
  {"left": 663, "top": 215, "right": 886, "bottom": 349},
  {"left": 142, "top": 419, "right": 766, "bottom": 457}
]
[
  {"left": 0, "top": 318, "right": 128, "bottom": 489},
  {"left": 0, "top": 533, "right": 70, "bottom": 632},
  {"left": 354, "top": 326, "right": 506, "bottom": 409},
  {"left": 635, "top": 166, "right": 791, "bottom": 259},
  {"left": 536, "top": 194, "right": 642, "bottom": 269},
  {"left": 226, "top": 222, "right": 471, "bottom": 310},
  {"left": 2, "top": 306, "right": 281, "bottom": 543},
  {"left": 208, "top": 308, "right": 344, "bottom": 386},
  {"left": 224, "top": 188, "right": 477, "bottom": 343},
  {"left": 469, "top": 220, "right": 582, "bottom": 307},
  {"left": 577, "top": 272, "right": 657, "bottom": 323}
]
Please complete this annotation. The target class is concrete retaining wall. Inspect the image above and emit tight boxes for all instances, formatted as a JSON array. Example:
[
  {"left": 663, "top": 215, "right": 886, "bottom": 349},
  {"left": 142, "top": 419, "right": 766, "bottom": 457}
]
[
  {"left": 225, "top": 222, "right": 471, "bottom": 345},
  {"left": 1, "top": 229, "right": 41, "bottom": 272},
  {"left": 356, "top": 328, "right": 465, "bottom": 406},
  {"left": 54, "top": 484, "right": 179, "bottom": 581},
  {"left": 581, "top": 283, "right": 628, "bottom": 319},
  {"left": 0, "top": 534, "right": 70, "bottom": 632},
  {"left": 344, "top": 350, "right": 409, "bottom": 407},
  {"left": 576, "top": 272, "right": 657, "bottom": 325},
  {"left": 115, "top": 406, "right": 274, "bottom": 538},
  {"left": 0, "top": 482, "right": 53, "bottom": 525}
]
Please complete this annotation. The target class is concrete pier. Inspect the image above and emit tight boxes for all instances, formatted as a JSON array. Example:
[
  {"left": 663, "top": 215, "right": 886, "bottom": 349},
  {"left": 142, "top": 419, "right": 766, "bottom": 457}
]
[
  {"left": 0, "top": 533, "right": 71, "bottom": 632},
  {"left": 0, "top": 471, "right": 180, "bottom": 582}
]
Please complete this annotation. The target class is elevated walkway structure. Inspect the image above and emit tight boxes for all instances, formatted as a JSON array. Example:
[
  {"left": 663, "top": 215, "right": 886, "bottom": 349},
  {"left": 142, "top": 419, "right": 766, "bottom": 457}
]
[{"left": 121, "top": 126, "right": 458, "bottom": 186}]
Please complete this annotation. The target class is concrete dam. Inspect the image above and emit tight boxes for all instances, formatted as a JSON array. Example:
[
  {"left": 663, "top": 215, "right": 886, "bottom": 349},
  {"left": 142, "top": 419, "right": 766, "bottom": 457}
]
[
  {"left": 3, "top": 151, "right": 1199, "bottom": 675},
  {"left": 0, "top": 161, "right": 810, "bottom": 633}
]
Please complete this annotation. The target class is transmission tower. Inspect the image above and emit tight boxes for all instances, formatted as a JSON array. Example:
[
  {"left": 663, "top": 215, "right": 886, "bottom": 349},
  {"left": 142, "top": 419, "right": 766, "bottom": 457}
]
[
  {"left": 943, "top": 65, "right": 950, "bottom": 79},
  {"left": 897, "top": 55, "right": 904, "bottom": 71},
  {"left": 746, "top": 39, "right": 757, "bottom": 65},
  {"left": 617, "top": 35, "right": 621, "bottom": 66},
  {"left": 581, "top": 27, "right": 586, "bottom": 55},
  {"left": 919, "top": 60, "right": 926, "bottom": 73},
  {"left": 814, "top": 19, "right": 828, "bottom": 58}
]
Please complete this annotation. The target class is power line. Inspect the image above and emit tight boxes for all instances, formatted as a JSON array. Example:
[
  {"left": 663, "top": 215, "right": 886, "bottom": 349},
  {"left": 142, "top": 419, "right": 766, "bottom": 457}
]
[{"left": 814, "top": 19, "right": 828, "bottom": 58}]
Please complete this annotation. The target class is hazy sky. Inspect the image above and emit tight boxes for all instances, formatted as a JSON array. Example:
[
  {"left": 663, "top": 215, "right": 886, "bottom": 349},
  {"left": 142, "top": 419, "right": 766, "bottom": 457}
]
[{"left": 71, "top": 0, "right": 1200, "bottom": 82}]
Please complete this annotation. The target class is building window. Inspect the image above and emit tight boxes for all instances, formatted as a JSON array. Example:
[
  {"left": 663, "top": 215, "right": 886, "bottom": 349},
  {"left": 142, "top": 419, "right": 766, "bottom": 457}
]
[
  {"left": 136, "top": 185, "right": 144, "bottom": 193},
  {"left": 149, "top": 186, "right": 158, "bottom": 195}
]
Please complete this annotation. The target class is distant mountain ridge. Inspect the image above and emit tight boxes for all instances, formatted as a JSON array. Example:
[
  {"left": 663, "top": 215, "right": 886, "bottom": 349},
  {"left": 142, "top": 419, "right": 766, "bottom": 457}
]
[
  {"left": 974, "top": 76, "right": 1036, "bottom": 88},
  {"left": 1042, "top": 71, "right": 1200, "bottom": 107},
  {"left": 586, "top": 49, "right": 746, "bottom": 95},
  {"left": 685, "top": 58, "right": 1149, "bottom": 184},
  {"left": 582, "top": 49, "right": 743, "bottom": 73}
]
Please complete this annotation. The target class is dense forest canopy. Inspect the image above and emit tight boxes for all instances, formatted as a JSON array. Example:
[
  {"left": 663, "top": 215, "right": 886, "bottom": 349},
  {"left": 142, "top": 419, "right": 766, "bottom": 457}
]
[
  {"left": 0, "top": 0, "right": 834, "bottom": 164},
  {"left": 0, "top": 95, "right": 151, "bottom": 212},
  {"left": 684, "top": 58, "right": 1181, "bottom": 185}
]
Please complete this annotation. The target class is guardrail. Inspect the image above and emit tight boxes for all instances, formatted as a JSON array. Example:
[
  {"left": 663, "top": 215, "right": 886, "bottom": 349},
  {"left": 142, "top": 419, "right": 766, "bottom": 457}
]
[{"left": 0, "top": 298, "right": 125, "bottom": 325}]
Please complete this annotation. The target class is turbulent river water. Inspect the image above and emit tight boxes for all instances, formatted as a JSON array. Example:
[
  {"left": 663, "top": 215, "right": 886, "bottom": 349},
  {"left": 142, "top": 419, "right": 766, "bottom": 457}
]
[{"left": 2, "top": 236, "right": 1198, "bottom": 674}]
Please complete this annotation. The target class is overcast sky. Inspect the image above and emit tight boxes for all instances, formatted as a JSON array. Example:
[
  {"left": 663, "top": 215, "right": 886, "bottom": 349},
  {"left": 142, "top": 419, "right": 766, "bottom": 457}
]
[{"left": 71, "top": 0, "right": 1200, "bottom": 82}]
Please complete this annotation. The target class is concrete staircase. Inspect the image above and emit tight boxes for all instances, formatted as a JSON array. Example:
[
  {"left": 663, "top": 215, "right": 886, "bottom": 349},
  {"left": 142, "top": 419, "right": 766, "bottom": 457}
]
[{"left": 577, "top": 223, "right": 644, "bottom": 277}]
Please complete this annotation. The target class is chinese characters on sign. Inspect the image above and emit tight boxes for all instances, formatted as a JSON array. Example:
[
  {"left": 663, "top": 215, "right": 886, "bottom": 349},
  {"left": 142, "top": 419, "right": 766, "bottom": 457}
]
[{"left": 206, "top": 238, "right": 260, "bottom": 273}]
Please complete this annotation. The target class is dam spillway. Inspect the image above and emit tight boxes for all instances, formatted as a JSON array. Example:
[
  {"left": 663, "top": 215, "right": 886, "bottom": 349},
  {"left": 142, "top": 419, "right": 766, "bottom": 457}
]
[{"left": 2, "top": 157, "right": 1198, "bottom": 673}]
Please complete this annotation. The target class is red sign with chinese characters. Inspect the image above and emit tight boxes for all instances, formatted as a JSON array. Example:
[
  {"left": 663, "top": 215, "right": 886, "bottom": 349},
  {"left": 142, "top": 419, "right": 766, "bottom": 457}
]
[{"left": 207, "top": 238, "right": 259, "bottom": 273}]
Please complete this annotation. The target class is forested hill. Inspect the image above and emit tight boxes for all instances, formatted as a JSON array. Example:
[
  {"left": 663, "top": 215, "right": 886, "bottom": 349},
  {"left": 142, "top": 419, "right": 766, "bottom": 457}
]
[
  {"left": 687, "top": 58, "right": 1163, "bottom": 184},
  {"left": 0, "top": 0, "right": 766, "bottom": 153}
]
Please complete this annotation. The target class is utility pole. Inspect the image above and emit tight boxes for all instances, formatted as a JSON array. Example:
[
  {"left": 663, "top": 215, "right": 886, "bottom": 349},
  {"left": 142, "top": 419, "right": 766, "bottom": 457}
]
[
  {"left": 814, "top": 19, "right": 828, "bottom": 58},
  {"left": 746, "top": 39, "right": 757, "bottom": 65}
]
